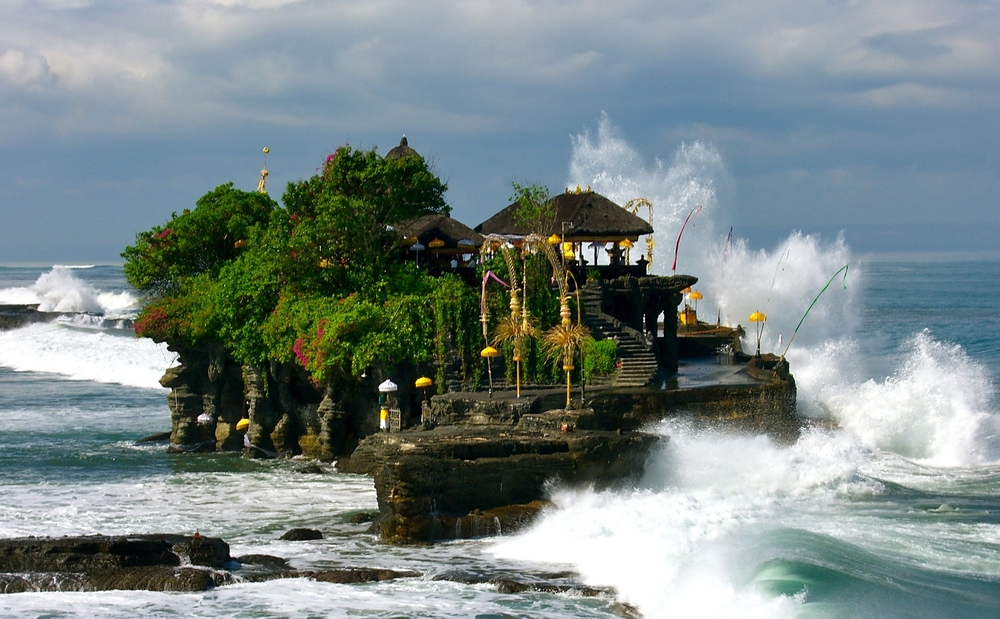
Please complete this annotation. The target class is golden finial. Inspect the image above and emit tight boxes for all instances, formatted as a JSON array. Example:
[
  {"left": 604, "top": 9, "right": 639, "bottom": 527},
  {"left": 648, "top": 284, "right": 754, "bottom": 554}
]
[{"left": 257, "top": 147, "right": 269, "bottom": 194}]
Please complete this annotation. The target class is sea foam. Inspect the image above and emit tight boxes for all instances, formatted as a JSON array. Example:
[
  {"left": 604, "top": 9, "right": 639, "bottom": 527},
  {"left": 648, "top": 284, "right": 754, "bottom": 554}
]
[
  {"left": 493, "top": 117, "right": 1000, "bottom": 618},
  {"left": 565, "top": 115, "right": 999, "bottom": 465},
  {"left": 0, "top": 266, "right": 139, "bottom": 315},
  {"left": 0, "top": 323, "right": 174, "bottom": 389},
  {"left": 805, "top": 331, "right": 1000, "bottom": 466}
]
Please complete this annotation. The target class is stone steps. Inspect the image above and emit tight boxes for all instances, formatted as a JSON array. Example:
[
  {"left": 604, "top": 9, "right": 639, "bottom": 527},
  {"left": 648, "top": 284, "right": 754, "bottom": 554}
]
[{"left": 579, "top": 285, "right": 659, "bottom": 388}]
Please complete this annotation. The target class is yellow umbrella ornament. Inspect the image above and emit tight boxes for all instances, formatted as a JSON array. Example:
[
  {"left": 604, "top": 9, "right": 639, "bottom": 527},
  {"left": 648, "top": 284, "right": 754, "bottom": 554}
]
[
  {"left": 415, "top": 376, "right": 433, "bottom": 424},
  {"left": 688, "top": 290, "right": 704, "bottom": 313},
  {"left": 749, "top": 311, "right": 767, "bottom": 357},
  {"left": 481, "top": 346, "right": 499, "bottom": 397}
]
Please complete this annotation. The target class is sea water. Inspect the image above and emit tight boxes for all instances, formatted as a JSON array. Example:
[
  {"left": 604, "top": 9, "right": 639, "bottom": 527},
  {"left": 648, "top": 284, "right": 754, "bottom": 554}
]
[
  {"left": 4, "top": 148, "right": 1000, "bottom": 618},
  {"left": 3, "top": 258, "right": 1000, "bottom": 619}
]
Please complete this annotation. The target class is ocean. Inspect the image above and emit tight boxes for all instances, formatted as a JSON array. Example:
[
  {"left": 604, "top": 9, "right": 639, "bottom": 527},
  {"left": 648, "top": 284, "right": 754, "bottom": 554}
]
[{"left": 2, "top": 249, "right": 999, "bottom": 618}]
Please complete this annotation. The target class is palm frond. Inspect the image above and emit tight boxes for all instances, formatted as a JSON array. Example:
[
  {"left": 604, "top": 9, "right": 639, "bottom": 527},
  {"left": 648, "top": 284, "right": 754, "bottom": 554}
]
[
  {"left": 542, "top": 322, "right": 591, "bottom": 361},
  {"left": 492, "top": 314, "right": 540, "bottom": 346}
]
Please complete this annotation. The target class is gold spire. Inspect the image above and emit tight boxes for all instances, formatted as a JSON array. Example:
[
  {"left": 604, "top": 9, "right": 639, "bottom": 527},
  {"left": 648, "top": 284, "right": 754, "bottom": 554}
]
[{"left": 257, "top": 147, "right": 269, "bottom": 194}]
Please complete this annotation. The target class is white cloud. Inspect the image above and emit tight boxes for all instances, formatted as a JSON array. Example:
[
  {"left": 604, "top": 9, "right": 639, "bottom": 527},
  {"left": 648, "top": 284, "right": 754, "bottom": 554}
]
[
  {"left": 0, "top": 48, "right": 56, "bottom": 89},
  {"left": 0, "top": 0, "right": 995, "bottom": 139}
]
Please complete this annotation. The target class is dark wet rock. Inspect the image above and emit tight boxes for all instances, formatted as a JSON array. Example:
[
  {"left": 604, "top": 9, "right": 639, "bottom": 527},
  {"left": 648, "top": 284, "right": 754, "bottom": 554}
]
[
  {"left": 348, "top": 512, "right": 378, "bottom": 524},
  {"left": 492, "top": 578, "right": 608, "bottom": 597},
  {"left": 294, "top": 463, "right": 328, "bottom": 474},
  {"left": 136, "top": 431, "right": 172, "bottom": 443},
  {"left": 235, "top": 554, "right": 290, "bottom": 570},
  {"left": 0, "top": 305, "right": 61, "bottom": 331},
  {"left": 0, "top": 566, "right": 227, "bottom": 594},
  {"left": 309, "top": 568, "right": 419, "bottom": 584},
  {"left": 433, "top": 570, "right": 614, "bottom": 598},
  {"left": 0, "top": 535, "right": 427, "bottom": 593},
  {"left": 230, "top": 554, "right": 297, "bottom": 582},
  {"left": 280, "top": 528, "right": 323, "bottom": 541},
  {"left": 339, "top": 425, "right": 658, "bottom": 544},
  {"left": 0, "top": 534, "right": 232, "bottom": 593}
]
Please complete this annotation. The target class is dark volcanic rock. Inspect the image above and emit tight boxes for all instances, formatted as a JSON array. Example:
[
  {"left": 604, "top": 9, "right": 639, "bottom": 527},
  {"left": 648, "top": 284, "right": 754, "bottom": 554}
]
[
  {"left": 280, "top": 528, "right": 324, "bottom": 541},
  {"left": 310, "top": 568, "right": 419, "bottom": 584},
  {"left": 348, "top": 512, "right": 378, "bottom": 524},
  {"left": 0, "top": 534, "right": 232, "bottom": 593},
  {"left": 0, "top": 305, "right": 60, "bottom": 331},
  {"left": 0, "top": 535, "right": 426, "bottom": 593},
  {"left": 339, "top": 425, "right": 660, "bottom": 544}
]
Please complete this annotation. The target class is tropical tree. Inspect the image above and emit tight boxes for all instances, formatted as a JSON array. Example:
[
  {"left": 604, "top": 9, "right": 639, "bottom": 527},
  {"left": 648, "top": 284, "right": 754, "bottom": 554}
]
[{"left": 122, "top": 183, "right": 277, "bottom": 295}]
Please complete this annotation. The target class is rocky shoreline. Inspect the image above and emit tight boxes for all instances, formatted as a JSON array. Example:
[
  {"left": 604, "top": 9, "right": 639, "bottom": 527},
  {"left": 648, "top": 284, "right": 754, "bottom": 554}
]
[
  {"left": 0, "top": 304, "right": 61, "bottom": 330},
  {"left": 340, "top": 423, "right": 660, "bottom": 544},
  {"left": 0, "top": 533, "right": 633, "bottom": 613}
]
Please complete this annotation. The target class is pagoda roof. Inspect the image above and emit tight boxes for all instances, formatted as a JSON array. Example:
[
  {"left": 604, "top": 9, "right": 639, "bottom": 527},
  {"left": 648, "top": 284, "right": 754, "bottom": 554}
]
[
  {"left": 475, "top": 189, "right": 654, "bottom": 241},
  {"left": 396, "top": 214, "right": 484, "bottom": 253},
  {"left": 385, "top": 135, "right": 420, "bottom": 160}
]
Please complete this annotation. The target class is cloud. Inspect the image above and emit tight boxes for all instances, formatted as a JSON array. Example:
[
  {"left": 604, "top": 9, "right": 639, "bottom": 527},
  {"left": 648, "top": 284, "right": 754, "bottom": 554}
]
[
  {"left": 0, "top": 49, "right": 56, "bottom": 89},
  {"left": 0, "top": 0, "right": 995, "bottom": 139},
  {"left": 1, "top": 0, "right": 999, "bottom": 260}
]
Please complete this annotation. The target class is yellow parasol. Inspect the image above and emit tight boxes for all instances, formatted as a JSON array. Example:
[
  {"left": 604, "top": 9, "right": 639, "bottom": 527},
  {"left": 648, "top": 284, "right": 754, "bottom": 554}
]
[{"left": 749, "top": 311, "right": 766, "bottom": 357}]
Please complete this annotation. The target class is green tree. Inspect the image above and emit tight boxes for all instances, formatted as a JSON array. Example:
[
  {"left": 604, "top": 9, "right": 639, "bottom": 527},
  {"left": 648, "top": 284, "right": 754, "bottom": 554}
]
[
  {"left": 127, "top": 144, "right": 469, "bottom": 385},
  {"left": 285, "top": 145, "right": 449, "bottom": 223},
  {"left": 122, "top": 183, "right": 277, "bottom": 295},
  {"left": 510, "top": 182, "right": 554, "bottom": 235}
]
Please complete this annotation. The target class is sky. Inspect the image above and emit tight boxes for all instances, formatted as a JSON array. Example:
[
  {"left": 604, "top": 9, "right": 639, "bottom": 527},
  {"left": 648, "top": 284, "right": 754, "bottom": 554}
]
[{"left": 1, "top": 0, "right": 998, "bottom": 263}]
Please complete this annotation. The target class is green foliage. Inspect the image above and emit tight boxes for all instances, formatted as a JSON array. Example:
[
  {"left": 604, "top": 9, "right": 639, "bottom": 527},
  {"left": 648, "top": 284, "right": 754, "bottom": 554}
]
[
  {"left": 261, "top": 279, "right": 478, "bottom": 386},
  {"left": 429, "top": 275, "right": 480, "bottom": 391},
  {"left": 122, "top": 184, "right": 277, "bottom": 295},
  {"left": 582, "top": 338, "right": 618, "bottom": 381},
  {"left": 286, "top": 145, "right": 449, "bottom": 223},
  {"left": 127, "top": 144, "right": 618, "bottom": 391},
  {"left": 132, "top": 274, "right": 216, "bottom": 345},
  {"left": 510, "top": 182, "right": 553, "bottom": 235}
]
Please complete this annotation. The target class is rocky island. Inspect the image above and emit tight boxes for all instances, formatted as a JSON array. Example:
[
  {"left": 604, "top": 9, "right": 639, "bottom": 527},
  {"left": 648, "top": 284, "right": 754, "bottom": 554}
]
[
  {"left": 0, "top": 138, "right": 797, "bottom": 579},
  {"left": 107, "top": 139, "right": 797, "bottom": 546}
]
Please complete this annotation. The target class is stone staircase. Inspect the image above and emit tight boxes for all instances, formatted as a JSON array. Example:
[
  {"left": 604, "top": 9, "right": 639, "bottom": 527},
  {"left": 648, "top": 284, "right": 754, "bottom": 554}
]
[{"left": 578, "top": 284, "right": 660, "bottom": 388}]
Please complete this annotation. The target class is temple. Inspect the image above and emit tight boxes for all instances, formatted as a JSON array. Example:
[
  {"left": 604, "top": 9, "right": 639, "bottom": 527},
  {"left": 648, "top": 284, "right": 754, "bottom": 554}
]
[{"left": 142, "top": 136, "right": 796, "bottom": 544}]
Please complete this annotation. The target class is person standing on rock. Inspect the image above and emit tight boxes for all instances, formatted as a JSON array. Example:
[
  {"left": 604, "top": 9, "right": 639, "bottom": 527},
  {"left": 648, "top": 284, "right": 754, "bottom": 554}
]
[
  {"left": 380, "top": 406, "right": 390, "bottom": 432},
  {"left": 378, "top": 392, "right": 390, "bottom": 432}
]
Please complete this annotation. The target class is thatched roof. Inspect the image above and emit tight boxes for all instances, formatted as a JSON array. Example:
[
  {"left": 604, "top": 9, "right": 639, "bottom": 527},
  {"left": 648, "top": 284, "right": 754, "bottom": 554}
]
[
  {"left": 396, "top": 214, "right": 484, "bottom": 252},
  {"left": 385, "top": 135, "right": 420, "bottom": 160},
  {"left": 475, "top": 189, "right": 654, "bottom": 241}
]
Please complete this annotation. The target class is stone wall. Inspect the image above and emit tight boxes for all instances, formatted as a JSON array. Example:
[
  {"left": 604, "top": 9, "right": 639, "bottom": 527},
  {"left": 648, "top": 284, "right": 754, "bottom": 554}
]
[{"left": 159, "top": 344, "right": 415, "bottom": 460}]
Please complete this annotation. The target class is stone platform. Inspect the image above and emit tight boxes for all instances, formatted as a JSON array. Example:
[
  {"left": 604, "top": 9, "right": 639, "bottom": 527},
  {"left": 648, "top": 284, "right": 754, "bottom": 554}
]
[{"left": 338, "top": 356, "right": 798, "bottom": 544}]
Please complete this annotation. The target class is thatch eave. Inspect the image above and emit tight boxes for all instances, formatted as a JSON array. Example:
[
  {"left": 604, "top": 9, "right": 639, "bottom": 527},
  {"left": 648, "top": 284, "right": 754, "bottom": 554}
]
[
  {"left": 396, "top": 214, "right": 484, "bottom": 252},
  {"left": 475, "top": 190, "right": 653, "bottom": 241}
]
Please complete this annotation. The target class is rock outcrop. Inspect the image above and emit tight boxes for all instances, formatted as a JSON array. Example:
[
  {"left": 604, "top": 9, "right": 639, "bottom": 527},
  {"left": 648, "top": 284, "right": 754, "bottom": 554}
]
[
  {"left": 0, "top": 534, "right": 418, "bottom": 594},
  {"left": 150, "top": 272, "right": 800, "bottom": 546},
  {"left": 339, "top": 423, "right": 660, "bottom": 544},
  {"left": 158, "top": 345, "right": 410, "bottom": 460}
]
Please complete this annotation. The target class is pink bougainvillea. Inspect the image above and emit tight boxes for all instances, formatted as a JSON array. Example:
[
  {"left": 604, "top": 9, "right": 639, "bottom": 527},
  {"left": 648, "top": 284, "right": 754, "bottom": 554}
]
[
  {"left": 154, "top": 228, "right": 173, "bottom": 239},
  {"left": 292, "top": 337, "right": 309, "bottom": 368},
  {"left": 134, "top": 307, "right": 168, "bottom": 336}
]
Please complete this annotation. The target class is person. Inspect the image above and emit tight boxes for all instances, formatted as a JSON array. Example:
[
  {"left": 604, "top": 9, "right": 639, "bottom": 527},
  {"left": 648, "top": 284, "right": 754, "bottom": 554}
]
[{"left": 420, "top": 399, "right": 431, "bottom": 426}]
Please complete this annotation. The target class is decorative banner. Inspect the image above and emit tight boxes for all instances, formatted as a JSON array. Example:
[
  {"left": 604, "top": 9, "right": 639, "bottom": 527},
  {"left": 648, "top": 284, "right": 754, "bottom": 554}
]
[
  {"left": 765, "top": 247, "right": 791, "bottom": 316},
  {"left": 781, "top": 265, "right": 849, "bottom": 358},
  {"left": 672, "top": 205, "right": 703, "bottom": 273},
  {"left": 480, "top": 270, "right": 512, "bottom": 340},
  {"left": 722, "top": 226, "right": 733, "bottom": 268}
]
